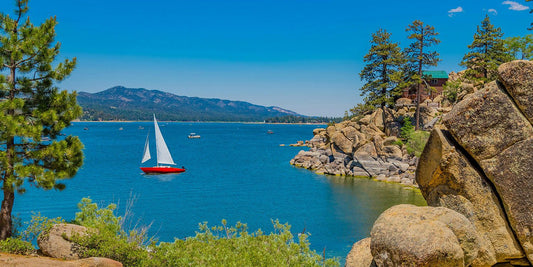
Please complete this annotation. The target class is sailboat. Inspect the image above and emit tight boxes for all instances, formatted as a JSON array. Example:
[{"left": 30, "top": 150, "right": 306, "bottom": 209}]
[{"left": 140, "top": 115, "right": 185, "bottom": 174}]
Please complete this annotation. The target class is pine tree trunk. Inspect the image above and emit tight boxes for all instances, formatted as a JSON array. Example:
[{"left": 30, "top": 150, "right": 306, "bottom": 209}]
[
  {"left": 0, "top": 187, "right": 14, "bottom": 240},
  {"left": 416, "top": 82, "right": 421, "bottom": 130},
  {"left": 415, "top": 28, "right": 424, "bottom": 131},
  {"left": 0, "top": 60, "right": 17, "bottom": 240},
  {"left": 382, "top": 63, "right": 388, "bottom": 108},
  {"left": 0, "top": 134, "right": 15, "bottom": 240}
]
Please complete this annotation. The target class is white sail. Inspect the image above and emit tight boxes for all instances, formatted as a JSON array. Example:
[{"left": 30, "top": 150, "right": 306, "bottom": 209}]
[
  {"left": 153, "top": 114, "right": 175, "bottom": 165},
  {"left": 141, "top": 134, "right": 151, "bottom": 163}
]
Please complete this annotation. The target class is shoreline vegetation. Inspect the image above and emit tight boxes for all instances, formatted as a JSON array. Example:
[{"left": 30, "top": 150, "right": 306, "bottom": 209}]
[{"left": 0, "top": 198, "right": 340, "bottom": 266}]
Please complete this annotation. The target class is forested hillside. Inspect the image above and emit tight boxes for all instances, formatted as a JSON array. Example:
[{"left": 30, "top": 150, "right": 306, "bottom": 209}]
[{"left": 77, "top": 86, "right": 300, "bottom": 121}]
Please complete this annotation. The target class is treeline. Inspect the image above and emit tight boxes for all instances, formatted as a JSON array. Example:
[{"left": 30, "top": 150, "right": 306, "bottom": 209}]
[
  {"left": 347, "top": 15, "right": 532, "bottom": 129},
  {"left": 79, "top": 107, "right": 276, "bottom": 122},
  {"left": 264, "top": 115, "right": 342, "bottom": 124}
]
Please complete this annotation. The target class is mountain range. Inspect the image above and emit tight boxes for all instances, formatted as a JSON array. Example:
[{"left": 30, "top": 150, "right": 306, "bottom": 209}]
[{"left": 76, "top": 86, "right": 300, "bottom": 121}]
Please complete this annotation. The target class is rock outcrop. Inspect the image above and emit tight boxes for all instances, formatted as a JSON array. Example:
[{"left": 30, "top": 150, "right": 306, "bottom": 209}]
[
  {"left": 38, "top": 223, "right": 90, "bottom": 260},
  {"left": 346, "top": 60, "right": 533, "bottom": 266},
  {"left": 34, "top": 223, "right": 123, "bottom": 266},
  {"left": 417, "top": 127, "right": 524, "bottom": 265},
  {"left": 290, "top": 107, "right": 431, "bottom": 186},
  {"left": 441, "top": 62, "right": 533, "bottom": 264}
]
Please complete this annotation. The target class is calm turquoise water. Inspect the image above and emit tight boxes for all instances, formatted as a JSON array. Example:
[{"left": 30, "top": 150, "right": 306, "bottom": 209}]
[{"left": 13, "top": 122, "right": 425, "bottom": 260}]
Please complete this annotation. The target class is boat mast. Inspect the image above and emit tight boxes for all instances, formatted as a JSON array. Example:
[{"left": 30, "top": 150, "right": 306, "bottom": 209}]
[{"left": 153, "top": 114, "right": 176, "bottom": 166}]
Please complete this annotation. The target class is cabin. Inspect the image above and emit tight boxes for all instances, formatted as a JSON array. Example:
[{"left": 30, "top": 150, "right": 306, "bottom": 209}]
[{"left": 402, "top": 70, "right": 448, "bottom": 102}]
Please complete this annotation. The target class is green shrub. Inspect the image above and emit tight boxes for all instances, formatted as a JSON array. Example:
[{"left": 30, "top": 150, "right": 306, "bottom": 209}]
[
  {"left": 443, "top": 79, "right": 461, "bottom": 103},
  {"left": 21, "top": 212, "right": 65, "bottom": 243},
  {"left": 144, "top": 219, "right": 339, "bottom": 267},
  {"left": 73, "top": 198, "right": 122, "bottom": 234},
  {"left": 0, "top": 238, "right": 35, "bottom": 255},
  {"left": 75, "top": 231, "right": 150, "bottom": 266},
  {"left": 405, "top": 130, "right": 430, "bottom": 157},
  {"left": 392, "top": 139, "right": 404, "bottom": 147},
  {"left": 400, "top": 116, "right": 414, "bottom": 139},
  {"left": 69, "top": 198, "right": 152, "bottom": 266},
  {"left": 344, "top": 103, "right": 376, "bottom": 120}
]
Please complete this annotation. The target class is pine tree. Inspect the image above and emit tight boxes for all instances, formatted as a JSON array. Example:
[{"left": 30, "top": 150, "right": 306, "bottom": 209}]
[
  {"left": 404, "top": 20, "right": 440, "bottom": 130},
  {"left": 461, "top": 15, "right": 511, "bottom": 82},
  {"left": 505, "top": 35, "right": 533, "bottom": 60},
  {"left": 0, "top": 0, "right": 83, "bottom": 239},
  {"left": 359, "top": 29, "right": 406, "bottom": 108}
]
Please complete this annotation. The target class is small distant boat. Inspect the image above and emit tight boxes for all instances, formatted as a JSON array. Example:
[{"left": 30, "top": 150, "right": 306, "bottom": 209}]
[
  {"left": 267, "top": 130, "right": 274, "bottom": 134},
  {"left": 138, "top": 126, "right": 144, "bottom": 130},
  {"left": 188, "top": 133, "right": 201, "bottom": 139},
  {"left": 83, "top": 127, "right": 88, "bottom": 130},
  {"left": 140, "top": 115, "right": 185, "bottom": 174},
  {"left": 119, "top": 127, "right": 123, "bottom": 131}
]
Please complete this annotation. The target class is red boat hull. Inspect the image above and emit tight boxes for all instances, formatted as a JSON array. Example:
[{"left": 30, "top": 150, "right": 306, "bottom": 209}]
[{"left": 140, "top": 167, "right": 186, "bottom": 174}]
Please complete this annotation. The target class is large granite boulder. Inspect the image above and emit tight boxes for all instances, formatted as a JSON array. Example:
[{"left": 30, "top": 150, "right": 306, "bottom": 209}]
[
  {"left": 498, "top": 60, "right": 533, "bottom": 125},
  {"left": 443, "top": 63, "right": 533, "bottom": 264},
  {"left": 38, "top": 223, "right": 90, "bottom": 260},
  {"left": 416, "top": 128, "right": 524, "bottom": 264},
  {"left": 290, "top": 150, "right": 325, "bottom": 170},
  {"left": 443, "top": 81, "right": 531, "bottom": 160},
  {"left": 370, "top": 108, "right": 384, "bottom": 131},
  {"left": 309, "top": 129, "right": 328, "bottom": 149},
  {"left": 418, "top": 105, "right": 438, "bottom": 128},
  {"left": 370, "top": 204, "right": 481, "bottom": 267}
]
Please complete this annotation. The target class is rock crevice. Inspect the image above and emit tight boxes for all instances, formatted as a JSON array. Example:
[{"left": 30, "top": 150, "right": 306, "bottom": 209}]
[{"left": 440, "top": 128, "right": 526, "bottom": 261}]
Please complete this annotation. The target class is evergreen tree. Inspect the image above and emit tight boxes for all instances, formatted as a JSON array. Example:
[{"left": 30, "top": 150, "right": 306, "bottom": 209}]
[
  {"left": 461, "top": 15, "right": 511, "bottom": 82},
  {"left": 0, "top": 0, "right": 83, "bottom": 239},
  {"left": 505, "top": 34, "right": 533, "bottom": 60},
  {"left": 404, "top": 20, "right": 440, "bottom": 130},
  {"left": 359, "top": 29, "right": 406, "bottom": 108}
]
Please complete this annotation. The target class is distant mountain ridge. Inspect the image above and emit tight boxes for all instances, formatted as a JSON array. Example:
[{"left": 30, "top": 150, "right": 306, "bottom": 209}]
[{"left": 77, "top": 86, "right": 300, "bottom": 121}]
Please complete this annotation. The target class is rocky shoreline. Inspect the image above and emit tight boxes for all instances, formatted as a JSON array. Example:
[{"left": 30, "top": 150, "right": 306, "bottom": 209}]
[
  {"left": 346, "top": 60, "right": 533, "bottom": 266},
  {"left": 289, "top": 104, "right": 444, "bottom": 187}
]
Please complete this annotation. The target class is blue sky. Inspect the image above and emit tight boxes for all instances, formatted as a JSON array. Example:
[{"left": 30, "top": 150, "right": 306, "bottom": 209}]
[{"left": 1, "top": 0, "right": 532, "bottom": 116}]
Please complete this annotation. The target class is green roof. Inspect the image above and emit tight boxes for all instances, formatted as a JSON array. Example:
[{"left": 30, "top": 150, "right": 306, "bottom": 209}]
[{"left": 422, "top": 70, "right": 448, "bottom": 79}]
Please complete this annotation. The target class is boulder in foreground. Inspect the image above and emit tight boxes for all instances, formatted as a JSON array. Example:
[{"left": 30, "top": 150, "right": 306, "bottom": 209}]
[{"left": 370, "top": 204, "right": 481, "bottom": 267}]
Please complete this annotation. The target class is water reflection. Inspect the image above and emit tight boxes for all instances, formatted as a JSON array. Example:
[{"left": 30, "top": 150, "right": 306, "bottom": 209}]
[
  {"left": 323, "top": 175, "right": 427, "bottom": 251},
  {"left": 141, "top": 173, "right": 183, "bottom": 182}
]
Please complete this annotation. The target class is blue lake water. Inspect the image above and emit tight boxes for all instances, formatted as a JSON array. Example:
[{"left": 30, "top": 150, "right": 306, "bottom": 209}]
[{"left": 13, "top": 122, "right": 425, "bottom": 260}]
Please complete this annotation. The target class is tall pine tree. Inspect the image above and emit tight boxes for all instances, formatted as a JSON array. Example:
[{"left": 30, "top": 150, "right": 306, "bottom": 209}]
[
  {"left": 359, "top": 29, "right": 405, "bottom": 108},
  {"left": 461, "top": 15, "right": 511, "bottom": 82},
  {"left": 0, "top": 0, "right": 83, "bottom": 239},
  {"left": 405, "top": 20, "right": 440, "bottom": 130}
]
